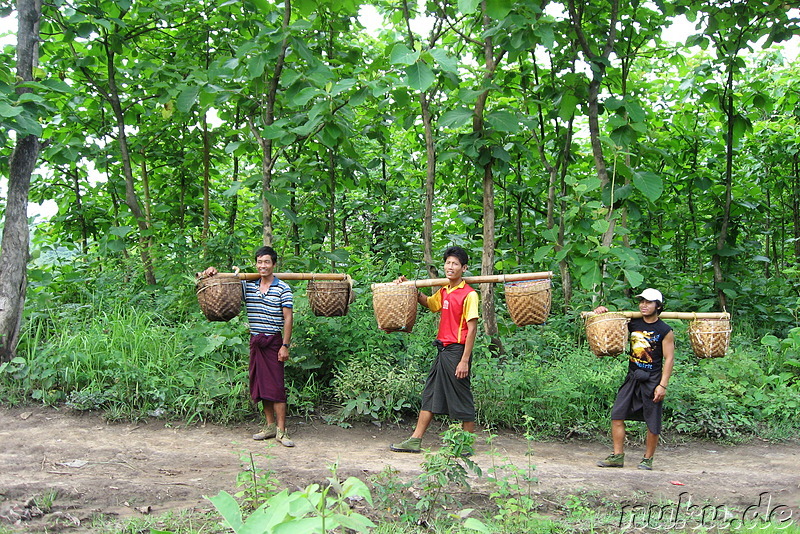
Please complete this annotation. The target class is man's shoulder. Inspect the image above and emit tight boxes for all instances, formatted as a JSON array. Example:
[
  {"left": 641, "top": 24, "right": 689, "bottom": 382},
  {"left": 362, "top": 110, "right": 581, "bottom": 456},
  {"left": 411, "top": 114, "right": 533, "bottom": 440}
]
[{"left": 273, "top": 277, "right": 293, "bottom": 292}]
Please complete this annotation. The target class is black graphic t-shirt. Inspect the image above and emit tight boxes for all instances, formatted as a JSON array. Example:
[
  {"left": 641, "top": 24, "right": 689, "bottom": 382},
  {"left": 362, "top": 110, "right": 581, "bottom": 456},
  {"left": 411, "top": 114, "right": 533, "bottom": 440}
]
[{"left": 627, "top": 318, "right": 672, "bottom": 374}]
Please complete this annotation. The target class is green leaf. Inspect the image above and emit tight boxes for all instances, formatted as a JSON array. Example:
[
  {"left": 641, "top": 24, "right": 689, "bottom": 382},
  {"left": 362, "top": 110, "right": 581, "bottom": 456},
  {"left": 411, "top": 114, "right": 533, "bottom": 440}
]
[
  {"left": 580, "top": 263, "right": 602, "bottom": 290},
  {"left": 251, "top": 0, "right": 271, "bottom": 16},
  {"left": 458, "top": 0, "right": 480, "bottom": 14},
  {"left": 389, "top": 43, "right": 419, "bottom": 66},
  {"left": 109, "top": 226, "right": 132, "bottom": 237},
  {"left": 264, "top": 191, "right": 291, "bottom": 209},
  {"left": 206, "top": 491, "right": 244, "bottom": 532},
  {"left": 592, "top": 219, "right": 610, "bottom": 234},
  {"left": 248, "top": 54, "right": 266, "bottom": 78},
  {"left": 485, "top": 0, "right": 513, "bottom": 19},
  {"left": 177, "top": 86, "right": 199, "bottom": 113},
  {"left": 716, "top": 246, "right": 740, "bottom": 257},
  {"left": 622, "top": 268, "right": 644, "bottom": 288},
  {"left": 0, "top": 102, "right": 22, "bottom": 118},
  {"left": 532, "top": 245, "right": 553, "bottom": 262},
  {"left": 632, "top": 170, "right": 663, "bottom": 202},
  {"left": 330, "top": 78, "right": 356, "bottom": 97},
  {"left": 440, "top": 107, "right": 473, "bottom": 129},
  {"left": 487, "top": 110, "right": 519, "bottom": 133},
  {"left": 464, "top": 517, "right": 492, "bottom": 532},
  {"left": 288, "top": 87, "right": 319, "bottom": 107},
  {"left": 405, "top": 62, "right": 435, "bottom": 92},
  {"left": 428, "top": 48, "right": 458, "bottom": 73},
  {"left": 559, "top": 93, "right": 578, "bottom": 120}
]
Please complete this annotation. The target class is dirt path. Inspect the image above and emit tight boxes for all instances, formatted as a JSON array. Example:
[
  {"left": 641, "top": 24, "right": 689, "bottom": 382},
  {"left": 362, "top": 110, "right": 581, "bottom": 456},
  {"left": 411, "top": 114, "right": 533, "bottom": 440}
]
[{"left": 1, "top": 406, "right": 798, "bottom": 531}]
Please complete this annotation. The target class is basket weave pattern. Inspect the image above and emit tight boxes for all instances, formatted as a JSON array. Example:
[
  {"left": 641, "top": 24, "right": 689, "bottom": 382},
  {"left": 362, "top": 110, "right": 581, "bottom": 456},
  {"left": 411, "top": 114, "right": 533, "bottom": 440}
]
[
  {"left": 504, "top": 279, "right": 551, "bottom": 326},
  {"left": 196, "top": 274, "right": 242, "bottom": 322},
  {"left": 585, "top": 313, "right": 629, "bottom": 357},
  {"left": 688, "top": 318, "right": 730, "bottom": 358},
  {"left": 372, "top": 284, "right": 417, "bottom": 333},
  {"left": 307, "top": 279, "right": 352, "bottom": 317}
]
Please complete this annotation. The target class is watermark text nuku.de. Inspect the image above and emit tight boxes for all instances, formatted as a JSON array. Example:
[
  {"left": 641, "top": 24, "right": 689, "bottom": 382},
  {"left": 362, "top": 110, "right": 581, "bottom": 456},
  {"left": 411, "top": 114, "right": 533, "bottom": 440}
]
[{"left": 618, "top": 491, "right": 795, "bottom": 530}]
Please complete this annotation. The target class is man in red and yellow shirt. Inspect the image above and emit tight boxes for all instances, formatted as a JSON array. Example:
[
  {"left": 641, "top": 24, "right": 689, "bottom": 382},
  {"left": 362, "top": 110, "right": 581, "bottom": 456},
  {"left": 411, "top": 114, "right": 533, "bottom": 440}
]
[{"left": 391, "top": 246, "right": 480, "bottom": 453}]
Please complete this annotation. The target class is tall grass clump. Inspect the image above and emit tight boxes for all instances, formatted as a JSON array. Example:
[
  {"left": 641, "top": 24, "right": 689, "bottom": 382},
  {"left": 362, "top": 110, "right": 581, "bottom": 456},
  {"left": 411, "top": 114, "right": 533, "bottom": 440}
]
[{"left": 3, "top": 301, "right": 252, "bottom": 423}]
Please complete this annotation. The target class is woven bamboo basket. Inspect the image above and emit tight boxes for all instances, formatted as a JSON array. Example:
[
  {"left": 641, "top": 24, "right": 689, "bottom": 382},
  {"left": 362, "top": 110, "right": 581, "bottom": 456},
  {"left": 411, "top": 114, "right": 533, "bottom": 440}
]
[
  {"left": 585, "top": 312, "right": 629, "bottom": 357},
  {"left": 504, "top": 279, "right": 551, "bottom": 326},
  {"left": 688, "top": 318, "right": 731, "bottom": 358},
  {"left": 307, "top": 277, "right": 353, "bottom": 317},
  {"left": 372, "top": 284, "right": 418, "bottom": 333},
  {"left": 196, "top": 274, "right": 242, "bottom": 322}
]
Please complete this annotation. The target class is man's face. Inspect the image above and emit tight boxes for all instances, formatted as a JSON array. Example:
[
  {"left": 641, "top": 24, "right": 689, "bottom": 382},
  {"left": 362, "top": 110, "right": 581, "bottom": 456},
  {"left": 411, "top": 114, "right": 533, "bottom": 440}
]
[
  {"left": 256, "top": 255, "right": 275, "bottom": 277},
  {"left": 638, "top": 298, "right": 658, "bottom": 316},
  {"left": 443, "top": 256, "right": 467, "bottom": 281}
]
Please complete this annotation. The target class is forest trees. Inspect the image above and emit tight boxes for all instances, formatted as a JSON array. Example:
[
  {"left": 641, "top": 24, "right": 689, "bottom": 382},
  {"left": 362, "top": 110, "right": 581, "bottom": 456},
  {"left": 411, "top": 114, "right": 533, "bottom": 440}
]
[{"left": 1, "top": 0, "right": 799, "bottom": 358}]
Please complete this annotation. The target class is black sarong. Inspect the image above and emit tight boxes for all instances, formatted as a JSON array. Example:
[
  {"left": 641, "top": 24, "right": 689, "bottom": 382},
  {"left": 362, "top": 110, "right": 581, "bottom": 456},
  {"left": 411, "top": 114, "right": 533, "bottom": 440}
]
[
  {"left": 420, "top": 341, "right": 475, "bottom": 422},
  {"left": 610, "top": 368, "right": 663, "bottom": 434}
]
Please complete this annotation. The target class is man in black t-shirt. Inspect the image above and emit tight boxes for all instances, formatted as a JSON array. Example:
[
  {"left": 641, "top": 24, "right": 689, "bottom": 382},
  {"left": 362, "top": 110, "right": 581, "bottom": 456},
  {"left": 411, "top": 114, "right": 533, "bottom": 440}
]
[{"left": 594, "top": 288, "right": 675, "bottom": 470}]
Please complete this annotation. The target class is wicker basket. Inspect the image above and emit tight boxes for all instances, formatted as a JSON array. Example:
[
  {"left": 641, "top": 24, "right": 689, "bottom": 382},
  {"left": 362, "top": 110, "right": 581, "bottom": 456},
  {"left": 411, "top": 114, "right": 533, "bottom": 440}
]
[
  {"left": 307, "top": 277, "right": 352, "bottom": 317},
  {"left": 585, "top": 312, "right": 629, "bottom": 357},
  {"left": 196, "top": 274, "right": 242, "bottom": 322},
  {"left": 504, "top": 279, "right": 551, "bottom": 326},
  {"left": 688, "top": 318, "right": 731, "bottom": 358},
  {"left": 372, "top": 284, "right": 418, "bottom": 333}
]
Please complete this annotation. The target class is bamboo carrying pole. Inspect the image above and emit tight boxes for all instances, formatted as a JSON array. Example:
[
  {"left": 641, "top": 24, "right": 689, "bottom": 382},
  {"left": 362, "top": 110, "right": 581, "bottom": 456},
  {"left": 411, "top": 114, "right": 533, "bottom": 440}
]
[
  {"left": 580, "top": 311, "right": 730, "bottom": 320},
  {"left": 200, "top": 272, "right": 349, "bottom": 281},
  {"left": 372, "top": 271, "right": 553, "bottom": 289}
]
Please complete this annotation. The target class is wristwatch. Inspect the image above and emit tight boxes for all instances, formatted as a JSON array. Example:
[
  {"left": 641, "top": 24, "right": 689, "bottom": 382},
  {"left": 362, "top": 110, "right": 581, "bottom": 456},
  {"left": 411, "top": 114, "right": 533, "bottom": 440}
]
[{"left": 282, "top": 343, "right": 290, "bottom": 348}]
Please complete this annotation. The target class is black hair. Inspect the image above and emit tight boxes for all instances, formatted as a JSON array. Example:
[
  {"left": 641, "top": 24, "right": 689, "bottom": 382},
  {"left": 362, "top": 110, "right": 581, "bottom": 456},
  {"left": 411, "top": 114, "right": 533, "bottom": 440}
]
[
  {"left": 442, "top": 246, "right": 468, "bottom": 266},
  {"left": 254, "top": 245, "right": 278, "bottom": 264}
]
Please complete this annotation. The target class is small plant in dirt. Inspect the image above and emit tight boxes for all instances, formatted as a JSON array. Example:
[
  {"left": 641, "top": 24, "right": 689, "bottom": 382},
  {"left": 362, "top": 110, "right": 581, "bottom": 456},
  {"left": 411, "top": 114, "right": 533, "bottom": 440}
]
[
  {"left": 414, "top": 425, "right": 484, "bottom": 529},
  {"left": 369, "top": 466, "right": 416, "bottom": 523},
  {"left": 484, "top": 417, "right": 539, "bottom": 528},
  {"left": 235, "top": 452, "right": 280, "bottom": 512},
  {"left": 208, "top": 462, "right": 375, "bottom": 533}
]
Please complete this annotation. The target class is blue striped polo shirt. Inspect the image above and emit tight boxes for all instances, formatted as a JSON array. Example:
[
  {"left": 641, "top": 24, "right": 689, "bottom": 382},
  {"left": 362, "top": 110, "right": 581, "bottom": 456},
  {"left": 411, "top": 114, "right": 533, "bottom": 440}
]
[{"left": 241, "top": 278, "right": 293, "bottom": 335}]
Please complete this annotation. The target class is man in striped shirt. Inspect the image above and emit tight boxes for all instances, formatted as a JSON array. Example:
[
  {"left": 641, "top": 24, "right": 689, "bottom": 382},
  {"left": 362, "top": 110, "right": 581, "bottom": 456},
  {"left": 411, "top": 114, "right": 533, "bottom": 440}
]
[{"left": 203, "top": 246, "right": 295, "bottom": 447}]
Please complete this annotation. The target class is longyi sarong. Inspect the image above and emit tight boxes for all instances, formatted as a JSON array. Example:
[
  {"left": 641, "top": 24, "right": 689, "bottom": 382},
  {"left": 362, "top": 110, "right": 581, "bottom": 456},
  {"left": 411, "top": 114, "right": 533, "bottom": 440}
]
[
  {"left": 249, "top": 333, "right": 286, "bottom": 403},
  {"left": 420, "top": 341, "right": 475, "bottom": 422},
  {"left": 610, "top": 368, "right": 663, "bottom": 434}
]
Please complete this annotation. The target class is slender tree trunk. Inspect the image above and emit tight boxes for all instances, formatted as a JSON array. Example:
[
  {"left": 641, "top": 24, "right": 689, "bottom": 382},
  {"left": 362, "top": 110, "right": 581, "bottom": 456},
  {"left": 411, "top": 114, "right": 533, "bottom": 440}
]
[
  {"left": 473, "top": 1, "right": 506, "bottom": 344},
  {"left": 421, "top": 92, "right": 438, "bottom": 279},
  {"left": 793, "top": 154, "right": 800, "bottom": 262},
  {"left": 567, "top": 0, "right": 619, "bottom": 263},
  {"left": 201, "top": 112, "right": 211, "bottom": 245},
  {"left": 255, "top": 0, "right": 291, "bottom": 247},
  {"left": 0, "top": 0, "right": 41, "bottom": 361},
  {"left": 91, "top": 41, "right": 156, "bottom": 285},
  {"left": 328, "top": 147, "right": 336, "bottom": 268},
  {"left": 712, "top": 75, "right": 736, "bottom": 311}
]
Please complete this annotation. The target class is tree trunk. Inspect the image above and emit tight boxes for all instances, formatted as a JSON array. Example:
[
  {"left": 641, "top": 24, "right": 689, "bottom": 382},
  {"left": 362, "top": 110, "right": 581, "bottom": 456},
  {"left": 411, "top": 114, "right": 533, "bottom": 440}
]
[
  {"left": 257, "top": 0, "right": 291, "bottom": 247},
  {"left": 473, "top": 0, "right": 505, "bottom": 344},
  {"left": 328, "top": 147, "right": 336, "bottom": 268},
  {"left": 202, "top": 112, "right": 211, "bottom": 245},
  {"left": 0, "top": 0, "right": 41, "bottom": 361},
  {"left": 105, "top": 56, "right": 157, "bottom": 285},
  {"left": 713, "top": 74, "right": 736, "bottom": 311},
  {"left": 421, "top": 92, "right": 438, "bottom": 279},
  {"left": 567, "top": 0, "right": 619, "bottom": 261}
]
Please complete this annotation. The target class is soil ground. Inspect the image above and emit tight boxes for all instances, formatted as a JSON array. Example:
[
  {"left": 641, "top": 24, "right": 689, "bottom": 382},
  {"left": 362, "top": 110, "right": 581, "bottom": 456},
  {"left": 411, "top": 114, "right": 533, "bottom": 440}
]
[{"left": 1, "top": 406, "right": 798, "bottom": 532}]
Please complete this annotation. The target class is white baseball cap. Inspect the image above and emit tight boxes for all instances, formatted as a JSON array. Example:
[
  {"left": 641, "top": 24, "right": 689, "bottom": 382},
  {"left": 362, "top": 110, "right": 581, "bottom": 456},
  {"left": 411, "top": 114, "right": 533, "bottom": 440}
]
[{"left": 636, "top": 288, "right": 663, "bottom": 303}]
